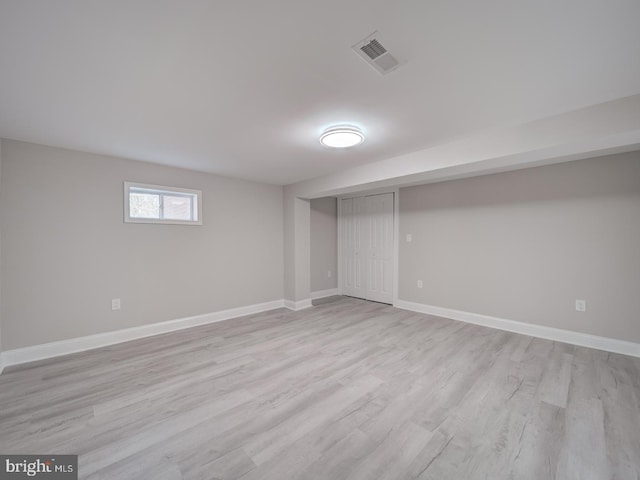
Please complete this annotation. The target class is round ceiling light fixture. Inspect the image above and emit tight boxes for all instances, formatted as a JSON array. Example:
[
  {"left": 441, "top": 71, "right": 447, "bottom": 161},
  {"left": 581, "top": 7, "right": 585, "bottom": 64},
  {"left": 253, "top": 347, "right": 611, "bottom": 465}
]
[{"left": 319, "top": 126, "right": 365, "bottom": 148}]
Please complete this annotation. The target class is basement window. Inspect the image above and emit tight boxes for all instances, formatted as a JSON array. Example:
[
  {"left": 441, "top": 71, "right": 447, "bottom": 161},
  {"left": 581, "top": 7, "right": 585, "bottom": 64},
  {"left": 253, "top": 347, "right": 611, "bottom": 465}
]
[{"left": 124, "top": 182, "right": 202, "bottom": 225}]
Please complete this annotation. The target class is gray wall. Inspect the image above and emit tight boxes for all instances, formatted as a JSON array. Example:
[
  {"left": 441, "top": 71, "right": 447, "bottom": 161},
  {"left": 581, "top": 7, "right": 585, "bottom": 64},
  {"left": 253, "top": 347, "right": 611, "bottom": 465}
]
[
  {"left": 0, "top": 140, "right": 284, "bottom": 350},
  {"left": 399, "top": 151, "right": 640, "bottom": 343},
  {"left": 0, "top": 139, "right": 3, "bottom": 360},
  {"left": 282, "top": 189, "right": 310, "bottom": 303},
  {"left": 310, "top": 197, "right": 338, "bottom": 293}
]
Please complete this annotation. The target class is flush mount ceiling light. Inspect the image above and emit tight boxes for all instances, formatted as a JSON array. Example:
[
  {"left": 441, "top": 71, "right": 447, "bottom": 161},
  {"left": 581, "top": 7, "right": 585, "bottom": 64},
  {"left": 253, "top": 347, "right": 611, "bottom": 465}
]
[{"left": 319, "top": 126, "right": 365, "bottom": 148}]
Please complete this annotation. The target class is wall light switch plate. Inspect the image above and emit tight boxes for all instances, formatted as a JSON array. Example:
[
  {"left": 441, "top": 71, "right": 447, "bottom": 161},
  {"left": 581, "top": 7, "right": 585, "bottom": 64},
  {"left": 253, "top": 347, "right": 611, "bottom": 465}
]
[
  {"left": 417, "top": 280, "right": 423, "bottom": 288},
  {"left": 575, "top": 299, "right": 586, "bottom": 312},
  {"left": 406, "top": 234, "right": 412, "bottom": 243}
]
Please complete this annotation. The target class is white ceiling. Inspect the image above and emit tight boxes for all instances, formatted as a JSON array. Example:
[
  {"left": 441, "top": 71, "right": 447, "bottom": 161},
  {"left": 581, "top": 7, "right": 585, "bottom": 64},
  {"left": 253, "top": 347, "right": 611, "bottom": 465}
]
[{"left": 1, "top": 0, "right": 639, "bottom": 185}]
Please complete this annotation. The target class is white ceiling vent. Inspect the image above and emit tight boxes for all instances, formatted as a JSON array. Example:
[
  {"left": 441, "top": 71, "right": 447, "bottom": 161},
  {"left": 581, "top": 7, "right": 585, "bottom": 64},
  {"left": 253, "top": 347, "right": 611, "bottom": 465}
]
[{"left": 352, "top": 32, "right": 403, "bottom": 75}]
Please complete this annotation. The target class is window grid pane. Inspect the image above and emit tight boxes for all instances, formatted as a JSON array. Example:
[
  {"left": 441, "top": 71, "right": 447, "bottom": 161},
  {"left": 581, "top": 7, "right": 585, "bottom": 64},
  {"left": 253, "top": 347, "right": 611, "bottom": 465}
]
[
  {"left": 161, "top": 194, "right": 193, "bottom": 221},
  {"left": 129, "top": 192, "right": 160, "bottom": 219}
]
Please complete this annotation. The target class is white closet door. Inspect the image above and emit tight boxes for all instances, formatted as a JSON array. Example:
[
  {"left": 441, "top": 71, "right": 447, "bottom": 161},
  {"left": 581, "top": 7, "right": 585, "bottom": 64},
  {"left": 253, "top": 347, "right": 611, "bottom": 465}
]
[
  {"left": 365, "top": 193, "right": 394, "bottom": 304},
  {"left": 341, "top": 196, "right": 366, "bottom": 299},
  {"left": 341, "top": 193, "right": 394, "bottom": 304}
]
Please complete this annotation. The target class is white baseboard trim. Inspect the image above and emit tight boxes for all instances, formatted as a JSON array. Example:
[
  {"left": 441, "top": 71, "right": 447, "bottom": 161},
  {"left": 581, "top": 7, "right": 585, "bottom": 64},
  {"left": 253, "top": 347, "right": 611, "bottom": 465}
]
[
  {"left": 284, "top": 298, "right": 313, "bottom": 311},
  {"left": 0, "top": 354, "right": 4, "bottom": 375},
  {"left": 395, "top": 300, "right": 640, "bottom": 358},
  {"left": 1, "top": 299, "right": 286, "bottom": 369},
  {"left": 310, "top": 288, "right": 339, "bottom": 300}
]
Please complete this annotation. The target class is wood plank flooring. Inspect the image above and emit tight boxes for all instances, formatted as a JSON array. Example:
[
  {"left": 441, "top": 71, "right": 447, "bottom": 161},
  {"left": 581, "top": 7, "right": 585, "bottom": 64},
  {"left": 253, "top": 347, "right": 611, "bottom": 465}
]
[{"left": 1, "top": 296, "right": 639, "bottom": 479}]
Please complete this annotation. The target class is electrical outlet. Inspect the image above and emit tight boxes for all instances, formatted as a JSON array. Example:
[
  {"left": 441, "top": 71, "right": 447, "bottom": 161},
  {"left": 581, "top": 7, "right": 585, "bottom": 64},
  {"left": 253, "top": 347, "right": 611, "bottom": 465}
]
[
  {"left": 575, "top": 299, "right": 586, "bottom": 312},
  {"left": 328, "top": 270, "right": 332, "bottom": 278},
  {"left": 417, "top": 280, "right": 423, "bottom": 289},
  {"left": 112, "top": 298, "right": 121, "bottom": 311},
  {"left": 406, "top": 234, "right": 413, "bottom": 243}
]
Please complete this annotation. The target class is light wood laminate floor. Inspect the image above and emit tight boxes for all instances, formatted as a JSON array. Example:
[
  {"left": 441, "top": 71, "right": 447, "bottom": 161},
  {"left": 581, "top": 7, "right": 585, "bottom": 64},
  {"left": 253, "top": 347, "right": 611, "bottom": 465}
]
[{"left": 1, "top": 297, "right": 639, "bottom": 479}]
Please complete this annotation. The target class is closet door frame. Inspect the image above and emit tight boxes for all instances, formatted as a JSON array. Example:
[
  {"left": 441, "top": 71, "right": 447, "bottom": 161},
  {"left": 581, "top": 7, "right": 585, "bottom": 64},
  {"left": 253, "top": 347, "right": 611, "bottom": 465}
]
[{"left": 337, "top": 188, "right": 399, "bottom": 305}]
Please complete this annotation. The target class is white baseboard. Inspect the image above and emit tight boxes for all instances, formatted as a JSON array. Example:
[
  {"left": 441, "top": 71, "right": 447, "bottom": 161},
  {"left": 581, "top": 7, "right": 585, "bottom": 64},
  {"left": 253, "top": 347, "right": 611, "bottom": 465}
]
[
  {"left": 1, "top": 299, "right": 286, "bottom": 369},
  {"left": 284, "top": 298, "right": 313, "bottom": 311},
  {"left": 310, "top": 288, "right": 339, "bottom": 300},
  {"left": 7, "top": 297, "right": 635, "bottom": 370},
  {"left": 0, "top": 354, "right": 4, "bottom": 375},
  {"left": 395, "top": 300, "right": 640, "bottom": 358}
]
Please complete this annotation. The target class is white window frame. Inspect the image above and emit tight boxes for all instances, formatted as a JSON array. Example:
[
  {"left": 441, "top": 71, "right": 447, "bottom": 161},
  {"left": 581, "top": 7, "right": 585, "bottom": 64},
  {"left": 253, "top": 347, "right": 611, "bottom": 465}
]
[{"left": 124, "top": 181, "right": 203, "bottom": 225}]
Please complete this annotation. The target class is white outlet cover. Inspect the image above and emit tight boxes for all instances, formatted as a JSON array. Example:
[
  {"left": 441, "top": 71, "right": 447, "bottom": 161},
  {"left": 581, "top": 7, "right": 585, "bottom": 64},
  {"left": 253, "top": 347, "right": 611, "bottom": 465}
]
[
  {"left": 406, "top": 234, "right": 412, "bottom": 242},
  {"left": 417, "top": 280, "right": 423, "bottom": 288},
  {"left": 112, "top": 298, "right": 121, "bottom": 311},
  {"left": 575, "top": 299, "right": 586, "bottom": 312}
]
